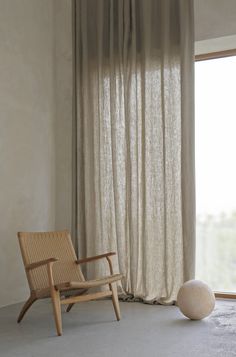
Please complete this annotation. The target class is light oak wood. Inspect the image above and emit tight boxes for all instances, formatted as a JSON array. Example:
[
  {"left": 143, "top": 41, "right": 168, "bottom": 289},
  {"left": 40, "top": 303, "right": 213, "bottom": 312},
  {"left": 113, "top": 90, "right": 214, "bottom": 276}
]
[
  {"left": 76, "top": 252, "right": 116, "bottom": 265},
  {"left": 55, "top": 274, "right": 122, "bottom": 290},
  {"left": 106, "top": 256, "right": 114, "bottom": 275},
  {"left": 110, "top": 282, "right": 121, "bottom": 321},
  {"left": 195, "top": 49, "right": 236, "bottom": 62},
  {"left": 66, "top": 289, "right": 88, "bottom": 312},
  {"left": 17, "top": 231, "right": 122, "bottom": 336},
  {"left": 61, "top": 291, "right": 112, "bottom": 305},
  {"left": 51, "top": 289, "right": 62, "bottom": 336},
  {"left": 47, "top": 261, "right": 62, "bottom": 336},
  {"left": 26, "top": 257, "right": 58, "bottom": 271},
  {"left": 215, "top": 292, "right": 236, "bottom": 299},
  {"left": 17, "top": 293, "right": 37, "bottom": 323}
]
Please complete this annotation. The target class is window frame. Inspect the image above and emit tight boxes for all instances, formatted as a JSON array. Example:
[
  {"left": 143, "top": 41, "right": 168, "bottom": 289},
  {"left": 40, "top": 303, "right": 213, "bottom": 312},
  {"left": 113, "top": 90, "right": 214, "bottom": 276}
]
[{"left": 195, "top": 49, "right": 236, "bottom": 300}]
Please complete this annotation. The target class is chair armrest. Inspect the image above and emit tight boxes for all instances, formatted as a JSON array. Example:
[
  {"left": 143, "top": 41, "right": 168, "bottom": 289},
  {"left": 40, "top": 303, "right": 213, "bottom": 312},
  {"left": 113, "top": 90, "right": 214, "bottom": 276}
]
[
  {"left": 76, "top": 252, "right": 116, "bottom": 265},
  {"left": 25, "top": 258, "right": 58, "bottom": 271}
]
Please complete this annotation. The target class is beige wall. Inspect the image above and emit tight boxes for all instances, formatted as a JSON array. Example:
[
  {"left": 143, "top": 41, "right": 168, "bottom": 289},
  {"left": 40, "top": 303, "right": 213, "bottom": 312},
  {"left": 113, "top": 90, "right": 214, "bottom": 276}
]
[
  {"left": 54, "top": 0, "right": 73, "bottom": 235},
  {"left": 0, "top": 0, "right": 56, "bottom": 307},
  {"left": 195, "top": 0, "right": 236, "bottom": 41}
]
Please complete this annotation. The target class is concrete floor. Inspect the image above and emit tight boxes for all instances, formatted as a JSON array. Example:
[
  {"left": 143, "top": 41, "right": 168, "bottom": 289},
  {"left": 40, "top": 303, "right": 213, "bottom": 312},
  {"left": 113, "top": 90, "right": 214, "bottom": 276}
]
[{"left": 0, "top": 299, "right": 235, "bottom": 357}]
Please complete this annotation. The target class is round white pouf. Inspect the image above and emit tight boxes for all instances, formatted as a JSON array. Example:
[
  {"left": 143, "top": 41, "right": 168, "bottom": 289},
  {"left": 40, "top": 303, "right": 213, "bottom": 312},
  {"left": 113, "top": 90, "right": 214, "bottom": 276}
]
[{"left": 177, "top": 280, "right": 215, "bottom": 320}]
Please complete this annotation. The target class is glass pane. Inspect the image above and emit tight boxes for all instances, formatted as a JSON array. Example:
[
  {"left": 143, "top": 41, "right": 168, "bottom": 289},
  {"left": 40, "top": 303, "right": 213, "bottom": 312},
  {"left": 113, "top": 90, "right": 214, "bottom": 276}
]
[{"left": 195, "top": 56, "right": 236, "bottom": 292}]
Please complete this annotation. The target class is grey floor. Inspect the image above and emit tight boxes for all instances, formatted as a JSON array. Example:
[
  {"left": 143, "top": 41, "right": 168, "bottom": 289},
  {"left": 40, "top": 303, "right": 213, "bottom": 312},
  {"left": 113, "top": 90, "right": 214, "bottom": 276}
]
[{"left": 0, "top": 299, "right": 235, "bottom": 357}]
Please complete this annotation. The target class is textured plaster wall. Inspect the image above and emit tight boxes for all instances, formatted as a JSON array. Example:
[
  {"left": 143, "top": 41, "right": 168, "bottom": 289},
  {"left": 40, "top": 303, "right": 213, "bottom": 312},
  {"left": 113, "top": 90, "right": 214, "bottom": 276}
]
[
  {"left": 0, "top": 0, "right": 56, "bottom": 307},
  {"left": 54, "top": 0, "right": 73, "bottom": 236},
  {"left": 195, "top": 0, "right": 236, "bottom": 41}
]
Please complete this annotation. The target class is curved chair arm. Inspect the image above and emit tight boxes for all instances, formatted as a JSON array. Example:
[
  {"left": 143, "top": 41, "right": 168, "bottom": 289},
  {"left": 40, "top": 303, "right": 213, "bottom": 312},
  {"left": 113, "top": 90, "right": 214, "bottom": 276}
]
[
  {"left": 76, "top": 252, "right": 116, "bottom": 275},
  {"left": 76, "top": 252, "right": 116, "bottom": 265},
  {"left": 25, "top": 258, "right": 58, "bottom": 271}
]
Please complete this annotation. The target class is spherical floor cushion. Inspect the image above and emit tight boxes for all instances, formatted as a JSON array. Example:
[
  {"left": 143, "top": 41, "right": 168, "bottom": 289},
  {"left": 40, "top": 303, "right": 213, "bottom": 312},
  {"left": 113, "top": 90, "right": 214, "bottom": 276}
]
[{"left": 177, "top": 280, "right": 215, "bottom": 320}]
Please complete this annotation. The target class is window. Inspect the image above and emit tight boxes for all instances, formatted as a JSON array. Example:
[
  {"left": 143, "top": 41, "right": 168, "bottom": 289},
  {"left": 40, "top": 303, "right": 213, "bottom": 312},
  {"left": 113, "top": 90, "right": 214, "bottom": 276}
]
[{"left": 195, "top": 53, "right": 236, "bottom": 294}]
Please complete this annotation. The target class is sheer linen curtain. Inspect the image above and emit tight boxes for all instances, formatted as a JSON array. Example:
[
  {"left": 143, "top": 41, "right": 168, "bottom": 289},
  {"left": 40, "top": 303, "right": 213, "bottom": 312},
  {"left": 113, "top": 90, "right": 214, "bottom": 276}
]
[{"left": 75, "top": 0, "right": 195, "bottom": 304}]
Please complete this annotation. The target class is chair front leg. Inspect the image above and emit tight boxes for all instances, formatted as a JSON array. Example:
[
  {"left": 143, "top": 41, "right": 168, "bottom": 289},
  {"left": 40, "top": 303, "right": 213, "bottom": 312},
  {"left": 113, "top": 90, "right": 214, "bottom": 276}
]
[
  {"left": 110, "top": 282, "right": 121, "bottom": 321},
  {"left": 50, "top": 288, "right": 62, "bottom": 336},
  {"left": 47, "top": 262, "right": 62, "bottom": 336}
]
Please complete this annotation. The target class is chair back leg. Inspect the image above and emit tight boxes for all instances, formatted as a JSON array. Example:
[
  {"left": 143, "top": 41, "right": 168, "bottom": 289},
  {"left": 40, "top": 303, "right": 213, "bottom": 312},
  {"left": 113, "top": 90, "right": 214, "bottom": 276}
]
[
  {"left": 17, "top": 294, "right": 37, "bottom": 323},
  {"left": 66, "top": 303, "right": 74, "bottom": 313}
]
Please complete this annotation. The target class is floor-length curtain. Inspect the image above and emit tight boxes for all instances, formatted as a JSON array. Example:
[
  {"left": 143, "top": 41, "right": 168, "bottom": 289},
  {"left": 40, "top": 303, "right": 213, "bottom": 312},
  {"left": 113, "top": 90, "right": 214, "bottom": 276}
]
[{"left": 75, "top": 0, "right": 195, "bottom": 304}]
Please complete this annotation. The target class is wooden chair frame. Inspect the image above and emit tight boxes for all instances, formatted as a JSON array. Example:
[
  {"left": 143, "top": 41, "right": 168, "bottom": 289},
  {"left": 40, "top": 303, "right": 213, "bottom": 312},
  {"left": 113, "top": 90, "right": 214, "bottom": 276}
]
[{"left": 17, "top": 231, "right": 122, "bottom": 336}]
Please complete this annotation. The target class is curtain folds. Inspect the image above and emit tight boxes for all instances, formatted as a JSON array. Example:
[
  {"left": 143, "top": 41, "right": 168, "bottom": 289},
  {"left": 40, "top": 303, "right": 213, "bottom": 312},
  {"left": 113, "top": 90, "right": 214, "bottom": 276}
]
[{"left": 75, "top": 0, "right": 195, "bottom": 304}]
